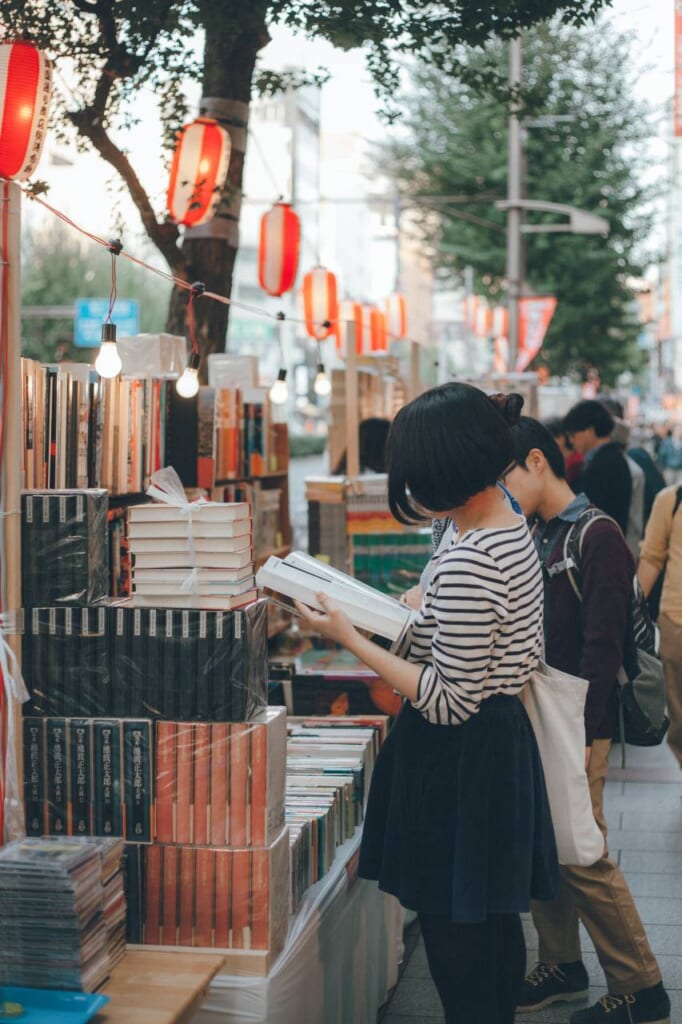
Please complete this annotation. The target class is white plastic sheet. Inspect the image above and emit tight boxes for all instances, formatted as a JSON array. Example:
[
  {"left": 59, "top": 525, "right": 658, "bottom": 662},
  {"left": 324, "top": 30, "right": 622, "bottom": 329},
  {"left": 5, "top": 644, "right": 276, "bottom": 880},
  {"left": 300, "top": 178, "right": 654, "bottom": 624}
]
[{"left": 195, "top": 829, "right": 403, "bottom": 1024}]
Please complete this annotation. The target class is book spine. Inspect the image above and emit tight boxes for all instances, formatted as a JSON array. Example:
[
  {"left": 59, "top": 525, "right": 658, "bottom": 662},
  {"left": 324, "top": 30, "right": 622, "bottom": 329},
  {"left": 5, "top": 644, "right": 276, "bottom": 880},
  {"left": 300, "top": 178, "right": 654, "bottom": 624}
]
[
  {"left": 249, "top": 719, "right": 267, "bottom": 847},
  {"left": 23, "top": 717, "right": 45, "bottom": 836},
  {"left": 124, "top": 720, "right": 152, "bottom": 843},
  {"left": 250, "top": 848, "right": 269, "bottom": 950},
  {"left": 178, "top": 846, "right": 195, "bottom": 946},
  {"left": 161, "top": 845, "right": 179, "bottom": 946},
  {"left": 93, "top": 719, "right": 122, "bottom": 837},
  {"left": 174, "top": 721, "right": 193, "bottom": 844},
  {"left": 46, "top": 717, "right": 68, "bottom": 835},
  {"left": 124, "top": 843, "right": 145, "bottom": 944},
  {"left": 192, "top": 722, "right": 210, "bottom": 846},
  {"left": 230, "top": 848, "right": 251, "bottom": 949},
  {"left": 213, "top": 848, "right": 230, "bottom": 947},
  {"left": 143, "top": 842, "right": 161, "bottom": 944},
  {"left": 69, "top": 718, "right": 92, "bottom": 836},
  {"left": 228, "top": 723, "right": 249, "bottom": 848},
  {"left": 154, "top": 721, "right": 175, "bottom": 843},
  {"left": 209, "top": 723, "right": 228, "bottom": 846},
  {"left": 194, "top": 847, "right": 214, "bottom": 947}
]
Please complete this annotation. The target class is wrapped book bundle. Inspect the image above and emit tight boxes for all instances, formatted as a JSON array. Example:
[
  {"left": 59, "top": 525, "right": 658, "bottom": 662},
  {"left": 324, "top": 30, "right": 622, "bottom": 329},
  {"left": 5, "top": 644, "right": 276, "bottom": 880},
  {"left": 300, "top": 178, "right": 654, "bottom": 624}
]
[{"left": 129, "top": 467, "right": 256, "bottom": 610}]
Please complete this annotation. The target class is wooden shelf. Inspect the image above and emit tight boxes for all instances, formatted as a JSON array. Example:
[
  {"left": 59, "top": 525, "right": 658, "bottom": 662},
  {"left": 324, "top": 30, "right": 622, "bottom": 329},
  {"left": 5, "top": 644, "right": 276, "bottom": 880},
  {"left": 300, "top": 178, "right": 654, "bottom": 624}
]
[{"left": 96, "top": 949, "right": 225, "bottom": 1023}]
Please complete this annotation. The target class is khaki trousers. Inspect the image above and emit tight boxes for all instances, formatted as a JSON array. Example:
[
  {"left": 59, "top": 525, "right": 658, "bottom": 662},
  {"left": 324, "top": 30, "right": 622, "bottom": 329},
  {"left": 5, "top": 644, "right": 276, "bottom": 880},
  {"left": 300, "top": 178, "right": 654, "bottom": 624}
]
[
  {"left": 660, "top": 613, "right": 682, "bottom": 769},
  {"left": 531, "top": 738, "right": 661, "bottom": 993}
]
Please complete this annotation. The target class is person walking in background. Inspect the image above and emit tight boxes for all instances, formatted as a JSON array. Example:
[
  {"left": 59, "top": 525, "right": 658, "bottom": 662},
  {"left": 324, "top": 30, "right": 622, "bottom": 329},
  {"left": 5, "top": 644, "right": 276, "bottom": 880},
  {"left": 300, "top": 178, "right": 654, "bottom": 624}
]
[
  {"left": 598, "top": 398, "right": 646, "bottom": 557},
  {"left": 563, "top": 400, "right": 633, "bottom": 540},
  {"left": 658, "top": 424, "right": 682, "bottom": 486},
  {"left": 637, "top": 484, "right": 682, "bottom": 771},
  {"left": 544, "top": 416, "right": 584, "bottom": 488},
  {"left": 296, "top": 384, "right": 559, "bottom": 1024},
  {"left": 503, "top": 417, "right": 670, "bottom": 1024}
]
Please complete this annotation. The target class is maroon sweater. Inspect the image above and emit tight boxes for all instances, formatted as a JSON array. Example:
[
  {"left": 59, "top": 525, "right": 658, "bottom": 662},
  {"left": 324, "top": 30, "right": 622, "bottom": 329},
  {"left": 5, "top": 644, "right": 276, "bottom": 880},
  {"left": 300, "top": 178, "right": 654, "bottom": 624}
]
[{"left": 535, "top": 497, "right": 633, "bottom": 746}]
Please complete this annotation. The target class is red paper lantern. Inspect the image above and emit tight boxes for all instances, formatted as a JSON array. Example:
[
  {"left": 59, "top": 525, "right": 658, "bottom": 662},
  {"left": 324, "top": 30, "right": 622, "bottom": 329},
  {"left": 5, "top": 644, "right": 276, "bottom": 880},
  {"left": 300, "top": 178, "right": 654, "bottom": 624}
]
[
  {"left": 167, "top": 117, "right": 231, "bottom": 227},
  {"left": 302, "top": 266, "right": 338, "bottom": 340},
  {"left": 0, "top": 41, "right": 52, "bottom": 181},
  {"left": 258, "top": 202, "right": 300, "bottom": 297},
  {"left": 370, "top": 308, "right": 388, "bottom": 352},
  {"left": 385, "top": 292, "right": 408, "bottom": 340}
]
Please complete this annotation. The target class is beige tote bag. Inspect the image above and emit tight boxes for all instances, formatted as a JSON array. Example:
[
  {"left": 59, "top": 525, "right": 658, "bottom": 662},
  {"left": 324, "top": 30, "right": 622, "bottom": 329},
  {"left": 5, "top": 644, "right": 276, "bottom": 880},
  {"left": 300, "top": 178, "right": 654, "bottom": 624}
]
[{"left": 520, "top": 661, "right": 605, "bottom": 867}]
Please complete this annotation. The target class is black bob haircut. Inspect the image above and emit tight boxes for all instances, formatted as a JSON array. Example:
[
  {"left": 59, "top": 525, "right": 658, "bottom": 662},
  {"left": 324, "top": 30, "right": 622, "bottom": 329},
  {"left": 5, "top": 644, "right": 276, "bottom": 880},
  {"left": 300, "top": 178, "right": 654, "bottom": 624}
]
[
  {"left": 386, "top": 382, "right": 524, "bottom": 524},
  {"left": 511, "top": 416, "right": 567, "bottom": 481},
  {"left": 563, "top": 399, "right": 614, "bottom": 439}
]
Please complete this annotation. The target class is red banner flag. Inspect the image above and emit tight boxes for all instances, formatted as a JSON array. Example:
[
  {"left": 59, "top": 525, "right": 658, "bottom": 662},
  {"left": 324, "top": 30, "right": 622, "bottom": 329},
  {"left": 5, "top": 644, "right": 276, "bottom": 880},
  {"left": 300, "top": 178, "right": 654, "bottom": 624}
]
[{"left": 515, "top": 297, "right": 557, "bottom": 372}]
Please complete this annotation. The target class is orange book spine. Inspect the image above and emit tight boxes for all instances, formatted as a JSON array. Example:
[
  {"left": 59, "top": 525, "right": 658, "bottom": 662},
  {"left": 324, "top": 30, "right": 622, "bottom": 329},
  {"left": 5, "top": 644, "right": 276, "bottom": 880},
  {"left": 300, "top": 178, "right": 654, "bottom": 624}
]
[
  {"left": 228, "top": 723, "right": 249, "bottom": 848},
  {"left": 250, "top": 849, "right": 269, "bottom": 950},
  {"left": 230, "top": 849, "right": 251, "bottom": 950},
  {"left": 143, "top": 843, "right": 162, "bottom": 944},
  {"left": 175, "top": 722, "right": 194, "bottom": 844},
  {"left": 249, "top": 720, "right": 267, "bottom": 847},
  {"left": 194, "top": 847, "right": 215, "bottom": 947},
  {"left": 161, "top": 845, "right": 179, "bottom": 946},
  {"left": 210, "top": 723, "right": 228, "bottom": 846},
  {"left": 155, "top": 722, "right": 176, "bottom": 843},
  {"left": 178, "top": 846, "right": 195, "bottom": 947},
  {"left": 213, "top": 849, "right": 230, "bottom": 947},
  {"left": 192, "top": 722, "right": 211, "bottom": 845}
]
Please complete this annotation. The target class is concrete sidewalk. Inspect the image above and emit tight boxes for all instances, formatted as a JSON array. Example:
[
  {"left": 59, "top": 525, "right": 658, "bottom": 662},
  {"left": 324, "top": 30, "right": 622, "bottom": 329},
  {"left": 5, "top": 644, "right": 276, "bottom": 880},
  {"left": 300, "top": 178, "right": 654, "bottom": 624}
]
[{"left": 378, "top": 742, "right": 682, "bottom": 1023}]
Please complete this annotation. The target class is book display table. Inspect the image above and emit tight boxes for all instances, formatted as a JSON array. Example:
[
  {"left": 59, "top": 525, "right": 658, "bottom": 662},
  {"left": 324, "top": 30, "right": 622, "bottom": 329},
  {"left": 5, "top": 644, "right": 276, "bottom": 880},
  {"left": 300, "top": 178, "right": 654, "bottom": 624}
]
[
  {"left": 95, "top": 950, "right": 225, "bottom": 1024},
  {"left": 195, "top": 829, "right": 403, "bottom": 1024}
]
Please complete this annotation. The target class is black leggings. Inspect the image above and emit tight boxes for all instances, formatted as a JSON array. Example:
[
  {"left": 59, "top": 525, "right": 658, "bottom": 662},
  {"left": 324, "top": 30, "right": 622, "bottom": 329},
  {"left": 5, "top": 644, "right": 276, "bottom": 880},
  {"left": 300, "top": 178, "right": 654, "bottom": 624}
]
[{"left": 418, "top": 911, "right": 526, "bottom": 1024}]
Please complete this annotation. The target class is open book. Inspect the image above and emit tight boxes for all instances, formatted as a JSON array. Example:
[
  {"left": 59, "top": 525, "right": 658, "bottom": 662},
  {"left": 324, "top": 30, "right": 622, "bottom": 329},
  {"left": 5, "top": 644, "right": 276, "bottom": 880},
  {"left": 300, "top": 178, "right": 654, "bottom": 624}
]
[{"left": 256, "top": 551, "right": 416, "bottom": 655}]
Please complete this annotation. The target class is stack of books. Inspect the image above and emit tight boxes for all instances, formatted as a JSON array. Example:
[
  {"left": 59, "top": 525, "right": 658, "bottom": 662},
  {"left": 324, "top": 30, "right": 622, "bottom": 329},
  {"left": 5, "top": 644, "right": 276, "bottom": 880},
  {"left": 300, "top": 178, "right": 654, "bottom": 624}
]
[
  {"left": 0, "top": 836, "right": 124, "bottom": 991},
  {"left": 128, "top": 500, "right": 256, "bottom": 610},
  {"left": 21, "top": 490, "right": 109, "bottom": 608},
  {"left": 285, "top": 716, "right": 389, "bottom": 911}
]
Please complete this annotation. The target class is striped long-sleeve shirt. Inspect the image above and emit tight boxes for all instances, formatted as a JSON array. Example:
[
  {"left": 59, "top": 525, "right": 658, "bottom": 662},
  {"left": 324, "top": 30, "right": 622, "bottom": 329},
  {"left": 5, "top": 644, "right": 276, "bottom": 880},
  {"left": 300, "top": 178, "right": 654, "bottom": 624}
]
[{"left": 409, "top": 519, "right": 544, "bottom": 726}]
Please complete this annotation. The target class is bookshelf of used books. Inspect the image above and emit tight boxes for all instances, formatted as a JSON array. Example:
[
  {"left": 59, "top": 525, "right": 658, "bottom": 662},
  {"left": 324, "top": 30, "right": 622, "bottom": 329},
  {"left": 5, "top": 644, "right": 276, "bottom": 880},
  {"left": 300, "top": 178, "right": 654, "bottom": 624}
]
[
  {"left": 328, "top": 355, "right": 407, "bottom": 475},
  {"left": 8, "top": 353, "right": 404, "bottom": 1022}
]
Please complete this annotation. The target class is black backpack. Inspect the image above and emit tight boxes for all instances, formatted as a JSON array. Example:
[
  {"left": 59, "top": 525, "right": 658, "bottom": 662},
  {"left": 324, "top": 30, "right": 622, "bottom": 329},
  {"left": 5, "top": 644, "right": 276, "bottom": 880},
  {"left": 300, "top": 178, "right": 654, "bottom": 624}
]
[{"left": 563, "top": 510, "right": 669, "bottom": 752}]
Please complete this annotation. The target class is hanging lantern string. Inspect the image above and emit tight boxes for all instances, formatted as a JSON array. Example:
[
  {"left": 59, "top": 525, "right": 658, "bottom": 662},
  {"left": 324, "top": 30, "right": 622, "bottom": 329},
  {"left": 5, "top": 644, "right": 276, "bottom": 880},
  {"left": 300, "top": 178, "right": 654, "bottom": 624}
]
[
  {"left": 19, "top": 184, "right": 417, "bottom": 343},
  {"left": 186, "top": 282, "right": 205, "bottom": 355}
]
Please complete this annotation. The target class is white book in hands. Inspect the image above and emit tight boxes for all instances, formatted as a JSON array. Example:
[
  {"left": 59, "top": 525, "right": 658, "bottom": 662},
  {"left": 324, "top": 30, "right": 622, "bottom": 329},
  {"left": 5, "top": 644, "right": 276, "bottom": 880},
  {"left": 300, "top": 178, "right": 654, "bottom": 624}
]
[{"left": 255, "top": 550, "right": 415, "bottom": 654}]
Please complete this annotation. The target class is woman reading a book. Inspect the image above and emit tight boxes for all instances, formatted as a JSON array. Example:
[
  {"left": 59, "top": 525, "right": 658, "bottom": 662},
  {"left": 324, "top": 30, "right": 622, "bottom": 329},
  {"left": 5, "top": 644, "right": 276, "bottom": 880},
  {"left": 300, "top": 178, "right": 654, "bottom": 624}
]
[{"left": 295, "top": 382, "right": 559, "bottom": 1024}]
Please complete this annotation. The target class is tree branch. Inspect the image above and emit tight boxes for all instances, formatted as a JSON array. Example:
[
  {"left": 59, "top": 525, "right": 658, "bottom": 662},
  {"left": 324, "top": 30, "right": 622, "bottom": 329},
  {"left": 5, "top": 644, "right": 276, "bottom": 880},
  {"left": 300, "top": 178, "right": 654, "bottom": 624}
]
[{"left": 69, "top": 106, "right": 187, "bottom": 278}]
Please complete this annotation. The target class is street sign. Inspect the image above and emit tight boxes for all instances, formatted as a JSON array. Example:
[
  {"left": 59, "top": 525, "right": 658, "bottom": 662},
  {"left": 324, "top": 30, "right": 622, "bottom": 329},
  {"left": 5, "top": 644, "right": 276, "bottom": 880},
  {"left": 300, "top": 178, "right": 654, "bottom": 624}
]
[{"left": 73, "top": 298, "right": 140, "bottom": 348}]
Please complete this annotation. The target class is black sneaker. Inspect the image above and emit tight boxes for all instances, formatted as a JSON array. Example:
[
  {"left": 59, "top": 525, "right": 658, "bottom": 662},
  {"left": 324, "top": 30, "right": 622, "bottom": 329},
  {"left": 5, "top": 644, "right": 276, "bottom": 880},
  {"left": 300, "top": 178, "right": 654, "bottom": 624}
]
[
  {"left": 517, "top": 961, "right": 590, "bottom": 1012},
  {"left": 569, "top": 983, "right": 671, "bottom": 1023}
]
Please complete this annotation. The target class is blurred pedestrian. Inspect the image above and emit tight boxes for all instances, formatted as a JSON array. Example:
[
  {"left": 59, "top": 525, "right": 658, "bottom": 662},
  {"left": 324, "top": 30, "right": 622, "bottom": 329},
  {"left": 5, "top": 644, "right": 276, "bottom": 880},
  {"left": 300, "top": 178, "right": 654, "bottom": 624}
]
[
  {"left": 658, "top": 424, "right": 682, "bottom": 486},
  {"left": 544, "top": 416, "right": 584, "bottom": 488},
  {"left": 563, "top": 400, "right": 632, "bottom": 540},
  {"left": 637, "top": 484, "right": 682, "bottom": 771}
]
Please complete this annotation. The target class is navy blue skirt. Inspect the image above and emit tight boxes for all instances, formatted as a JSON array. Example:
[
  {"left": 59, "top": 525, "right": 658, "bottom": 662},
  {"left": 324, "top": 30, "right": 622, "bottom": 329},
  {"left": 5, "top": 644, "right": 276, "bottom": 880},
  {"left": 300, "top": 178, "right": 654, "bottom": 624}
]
[{"left": 358, "top": 694, "right": 559, "bottom": 923}]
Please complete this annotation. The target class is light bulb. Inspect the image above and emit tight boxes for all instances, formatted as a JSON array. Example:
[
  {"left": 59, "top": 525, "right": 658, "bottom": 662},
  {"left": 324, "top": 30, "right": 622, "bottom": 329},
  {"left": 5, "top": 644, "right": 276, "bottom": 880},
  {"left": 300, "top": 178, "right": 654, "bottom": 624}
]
[
  {"left": 270, "top": 368, "right": 288, "bottom": 405},
  {"left": 314, "top": 362, "right": 331, "bottom": 397},
  {"left": 95, "top": 323, "right": 121, "bottom": 378},
  {"left": 175, "top": 350, "right": 201, "bottom": 398},
  {"left": 176, "top": 367, "right": 199, "bottom": 398}
]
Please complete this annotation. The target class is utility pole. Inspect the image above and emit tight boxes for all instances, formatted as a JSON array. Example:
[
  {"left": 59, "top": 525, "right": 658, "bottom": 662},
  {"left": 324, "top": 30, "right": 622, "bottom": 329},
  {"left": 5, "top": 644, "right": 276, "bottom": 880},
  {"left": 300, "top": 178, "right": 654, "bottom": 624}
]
[{"left": 505, "top": 35, "right": 523, "bottom": 371}]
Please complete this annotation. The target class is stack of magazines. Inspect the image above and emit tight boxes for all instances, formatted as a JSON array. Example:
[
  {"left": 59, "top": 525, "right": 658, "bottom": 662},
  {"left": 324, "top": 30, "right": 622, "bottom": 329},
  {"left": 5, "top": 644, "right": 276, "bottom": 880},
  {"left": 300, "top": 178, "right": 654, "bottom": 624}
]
[
  {"left": 0, "top": 837, "right": 115, "bottom": 991},
  {"left": 256, "top": 550, "right": 416, "bottom": 655}
]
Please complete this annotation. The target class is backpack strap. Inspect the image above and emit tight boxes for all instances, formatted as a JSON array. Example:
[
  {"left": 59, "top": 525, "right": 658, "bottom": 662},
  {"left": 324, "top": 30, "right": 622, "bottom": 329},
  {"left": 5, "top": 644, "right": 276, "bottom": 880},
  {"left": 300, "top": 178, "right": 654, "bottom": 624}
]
[
  {"left": 562, "top": 509, "right": 618, "bottom": 602},
  {"left": 674, "top": 486, "right": 682, "bottom": 519}
]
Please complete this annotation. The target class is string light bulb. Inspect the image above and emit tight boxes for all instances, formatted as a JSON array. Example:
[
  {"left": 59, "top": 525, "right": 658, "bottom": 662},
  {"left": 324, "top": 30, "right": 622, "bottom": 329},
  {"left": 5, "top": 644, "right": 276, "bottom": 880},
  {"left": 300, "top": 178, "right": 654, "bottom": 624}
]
[
  {"left": 270, "top": 368, "right": 289, "bottom": 405},
  {"left": 313, "top": 362, "right": 331, "bottom": 397},
  {"left": 176, "top": 351, "right": 200, "bottom": 398},
  {"left": 95, "top": 322, "right": 121, "bottom": 379}
]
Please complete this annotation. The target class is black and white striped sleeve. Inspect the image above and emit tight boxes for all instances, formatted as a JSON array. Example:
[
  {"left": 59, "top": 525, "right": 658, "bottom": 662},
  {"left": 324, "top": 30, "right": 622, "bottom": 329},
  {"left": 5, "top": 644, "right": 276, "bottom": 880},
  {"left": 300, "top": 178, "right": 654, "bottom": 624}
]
[{"left": 410, "top": 544, "right": 509, "bottom": 725}]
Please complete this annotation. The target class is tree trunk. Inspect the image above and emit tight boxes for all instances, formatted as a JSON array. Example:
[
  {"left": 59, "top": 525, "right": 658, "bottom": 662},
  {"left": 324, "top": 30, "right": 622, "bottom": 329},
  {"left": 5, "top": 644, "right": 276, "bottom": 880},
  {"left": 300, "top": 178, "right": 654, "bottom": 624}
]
[{"left": 166, "top": 0, "right": 270, "bottom": 381}]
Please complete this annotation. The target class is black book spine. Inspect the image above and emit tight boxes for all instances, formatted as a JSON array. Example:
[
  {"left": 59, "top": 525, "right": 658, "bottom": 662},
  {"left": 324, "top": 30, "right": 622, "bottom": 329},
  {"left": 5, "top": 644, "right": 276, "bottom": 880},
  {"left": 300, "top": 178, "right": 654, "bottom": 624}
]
[
  {"left": 178, "top": 609, "right": 194, "bottom": 720},
  {"left": 123, "top": 720, "right": 152, "bottom": 843},
  {"left": 93, "top": 719, "right": 123, "bottom": 837},
  {"left": 94, "top": 605, "right": 109, "bottom": 716},
  {"left": 162, "top": 609, "right": 175, "bottom": 719},
  {"left": 46, "top": 368, "right": 57, "bottom": 490},
  {"left": 195, "top": 610, "right": 210, "bottom": 720},
  {"left": 123, "top": 844, "right": 145, "bottom": 944},
  {"left": 130, "top": 607, "right": 146, "bottom": 719},
  {"left": 210, "top": 612, "right": 226, "bottom": 720},
  {"left": 69, "top": 718, "right": 92, "bottom": 836},
  {"left": 145, "top": 608, "right": 160, "bottom": 719},
  {"left": 21, "top": 493, "right": 35, "bottom": 610},
  {"left": 46, "top": 717, "right": 68, "bottom": 835},
  {"left": 23, "top": 717, "right": 45, "bottom": 836},
  {"left": 62, "top": 605, "right": 76, "bottom": 717},
  {"left": 47, "top": 606, "right": 60, "bottom": 716}
]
